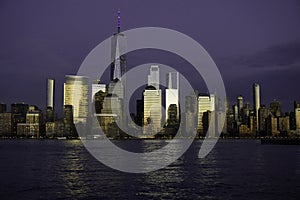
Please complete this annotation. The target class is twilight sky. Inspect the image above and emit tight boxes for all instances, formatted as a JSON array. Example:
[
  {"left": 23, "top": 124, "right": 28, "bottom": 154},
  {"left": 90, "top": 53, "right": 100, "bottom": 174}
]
[{"left": 1, "top": 0, "right": 300, "bottom": 114}]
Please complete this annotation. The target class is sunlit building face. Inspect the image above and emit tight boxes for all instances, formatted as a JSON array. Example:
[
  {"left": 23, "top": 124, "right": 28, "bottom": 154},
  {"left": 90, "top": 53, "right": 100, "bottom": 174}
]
[{"left": 63, "top": 75, "right": 89, "bottom": 124}]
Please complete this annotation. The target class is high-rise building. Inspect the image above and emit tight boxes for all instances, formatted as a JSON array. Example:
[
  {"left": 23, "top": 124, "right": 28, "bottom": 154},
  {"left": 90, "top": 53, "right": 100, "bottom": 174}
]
[
  {"left": 295, "top": 108, "right": 300, "bottom": 131},
  {"left": 278, "top": 115, "right": 290, "bottom": 135},
  {"left": 253, "top": 83, "right": 261, "bottom": 132},
  {"left": 11, "top": 102, "right": 28, "bottom": 135},
  {"left": 258, "top": 105, "right": 269, "bottom": 134},
  {"left": 63, "top": 105, "right": 75, "bottom": 136},
  {"left": 0, "top": 113, "right": 12, "bottom": 137},
  {"left": 46, "top": 79, "right": 55, "bottom": 109},
  {"left": 165, "top": 72, "right": 179, "bottom": 121},
  {"left": 135, "top": 99, "right": 144, "bottom": 127},
  {"left": 233, "top": 104, "right": 238, "bottom": 121},
  {"left": 267, "top": 115, "right": 279, "bottom": 137},
  {"left": 46, "top": 79, "right": 55, "bottom": 122},
  {"left": 143, "top": 66, "right": 162, "bottom": 136},
  {"left": 143, "top": 86, "right": 162, "bottom": 136},
  {"left": 294, "top": 101, "right": 300, "bottom": 109},
  {"left": 0, "top": 103, "right": 6, "bottom": 113},
  {"left": 110, "top": 10, "right": 126, "bottom": 82},
  {"left": 148, "top": 65, "right": 160, "bottom": 90},
  {"left": 237, "top": 95, "right": 243, "bottom": 119},
  {"left": 91, "top": 79, "right": 106, "bottom": 102},
  {"left": 107, "top": 11, "right": 127, "bottom": 128},
  {"left": 185, "top": 93, "right": 198, "bottom": 134},
  {"left": 270, "top": 100, "right": 281, "bottom": 117},
  {"left": 63, "top": 75, "right": 89, "bottom": 124},
  {"left": 17, "top": 106, "right": 42, "bottom": 137},
  {"left": 197, "top": 94, "right": 215, "bottom": 134}
]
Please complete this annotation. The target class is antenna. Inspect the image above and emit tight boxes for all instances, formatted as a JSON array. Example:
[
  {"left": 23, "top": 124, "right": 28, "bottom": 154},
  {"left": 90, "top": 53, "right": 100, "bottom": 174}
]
[{"left": 117, "top": 9, "right": 121, "bottom": 33}]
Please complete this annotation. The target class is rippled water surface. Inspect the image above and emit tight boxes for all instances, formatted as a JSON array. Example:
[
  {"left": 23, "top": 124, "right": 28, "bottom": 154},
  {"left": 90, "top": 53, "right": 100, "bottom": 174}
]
[{"left": 0, "top": 139, "right": 299, "bottom": 199}]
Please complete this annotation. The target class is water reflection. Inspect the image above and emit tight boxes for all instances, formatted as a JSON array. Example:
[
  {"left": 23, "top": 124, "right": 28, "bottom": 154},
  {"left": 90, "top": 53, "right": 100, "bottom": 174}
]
[{"left": 0, "top": 139, "right": 299, "bottom": 199}]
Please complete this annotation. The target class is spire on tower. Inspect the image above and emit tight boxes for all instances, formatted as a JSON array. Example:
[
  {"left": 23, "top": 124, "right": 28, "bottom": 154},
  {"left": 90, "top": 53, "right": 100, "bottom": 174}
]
[{"left": 117, "top": 9, "right": 121, "bottom": 33}]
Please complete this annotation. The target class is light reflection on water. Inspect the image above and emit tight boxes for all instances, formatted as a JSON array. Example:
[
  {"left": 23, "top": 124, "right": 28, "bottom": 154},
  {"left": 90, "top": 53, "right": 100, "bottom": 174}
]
[{"left": 0, "top": 139, "right": 299, "bottom": 199}]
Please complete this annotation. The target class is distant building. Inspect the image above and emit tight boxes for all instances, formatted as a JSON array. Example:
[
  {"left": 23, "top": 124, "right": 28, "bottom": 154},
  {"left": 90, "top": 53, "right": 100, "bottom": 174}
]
[
  {"left": 278, "top": 115, "right": 290, "bottom": 136},
  {"left": 45, "top": 121, "right": 64, "bottom": 137},
  {"left": 253, "top": 83, "right": 261, "bottom": 132},
  {"left": 258, "top": 105, "right": 269, "bottom": 135},
  {"left": 233, "top": 104, "right": 238, "bottom": 121},
  {"left": 295, "top": 108, "right": 300, "bottom": 131},
  {"left": 142, "top": 65, "right": 162, "bottom": 137},
  {"left": 237, "top": 95, "right": 243, "bottom": 119},
  {"left": 17, "top": 106, "right": 43, "bottom": 137},
  {"left": 0, "top": 113, "right": 12, "bottom": 137},
  {"left": 270, "top": 100, "right": 281, "bottom": 117},
  {"left": 165, "top": 72, "right": 179, "bottom": 122},
  {"left": 267, "top": 115, "right": 279, "bottom": 137},
  {"left": 63, "top": 105, "right": 75, "bottom": 137},
  {"left": 91, "top": 79, "right": 106, "bottom": 103},
  {"left": 46, "top": 79, "right": 55, "bottom": 109},
  {"left": 147, "top": 65, "right": 160, "bottom": 90},
  {"left": 0, "top": 103, "right": 6, "bottom": 113},
  {"left": 135, "top": 99, "right": 144, "bottom": 127},
  {"left": 11, "top": 102, "right": 28, "bottom": 135},
  {"left": 197, "top": 94, "right": 215, "bottom": 135},
  {"left": 143, "top": 86, "right": 162, "bottom": 137},
  {"left": 63, "top": 75, "right": 89, "bottom": 124},
  {"left": 239, "top": 124, "right": 252, "bottom": 137},
  {"left": 185, "top": 93, "right": 198, "bottom": 135},
  {"left": 46, "top": 79, "right": 55, "bottom": 122}
]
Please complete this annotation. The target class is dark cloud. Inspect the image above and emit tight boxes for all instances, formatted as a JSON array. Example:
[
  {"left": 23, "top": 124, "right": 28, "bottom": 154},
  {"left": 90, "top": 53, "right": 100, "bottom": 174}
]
[{"left": 230, "top": 41, "right": 300, "bottom": 70}]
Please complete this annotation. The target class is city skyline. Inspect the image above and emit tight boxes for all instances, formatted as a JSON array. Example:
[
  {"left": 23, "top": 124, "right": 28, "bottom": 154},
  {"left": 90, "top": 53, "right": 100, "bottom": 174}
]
[
  {"left": 1, "top": 0, "right": 300, "bottom": 113},
  {"left": 1, "top": 2, "right": 300, "bottom": 199}
]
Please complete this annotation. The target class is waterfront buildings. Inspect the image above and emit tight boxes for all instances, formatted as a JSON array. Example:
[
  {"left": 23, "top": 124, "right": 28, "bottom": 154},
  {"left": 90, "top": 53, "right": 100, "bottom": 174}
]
[{"left": 63, "top": 75, "right": 89, "bottom": 124}]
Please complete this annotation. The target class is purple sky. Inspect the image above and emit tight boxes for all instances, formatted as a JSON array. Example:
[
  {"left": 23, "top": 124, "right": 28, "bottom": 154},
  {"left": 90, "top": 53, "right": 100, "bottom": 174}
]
[{"left": 1, "top": 0, "right": 300, "bottom": 114}]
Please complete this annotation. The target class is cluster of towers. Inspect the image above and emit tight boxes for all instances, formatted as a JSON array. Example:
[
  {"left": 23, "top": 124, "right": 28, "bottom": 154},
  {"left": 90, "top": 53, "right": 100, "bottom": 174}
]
[
  {"left": 1, "top": 11, "right": 300, "bottom": 139},
  {"left": 225, "top": 84, "right": 300, "bottom": 138}
]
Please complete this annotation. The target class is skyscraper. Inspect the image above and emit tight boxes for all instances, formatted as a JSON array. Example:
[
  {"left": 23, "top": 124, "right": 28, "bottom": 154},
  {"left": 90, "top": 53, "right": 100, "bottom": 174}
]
[
  {"left": 91, "top": 79, "right": 106, "bottom": 103},
  {"left": 0, "top": 103, "right": 6, "bottom": 113},
  {"left": 46, "top": 79, "right": 55, "bottom": 109},
  {"left": 253, "top": 83, "right": 261, "bottom": 132},
  {"left": 110, "top": 10, "right": 126, "bottom": 83},
  {"left": 185, "top": 93, "right": 198, "bottom": 134},
  {"left": 270, "top": 100, "right": 281, "bottom": 117},
  {"left": 197, "top": 94, "right": 215, "bottom": 134},
  {"left": 63, "top": 75, "right": 89, "bottom": 124},
  {"left": 143, "top": 86, "right": 162, "bottom": 136},
  {"left": 143, "top": 66, "right": 162, "bottom": 137},
  {"left": 295, "top": 108, "right": 300, "bottom": 131},
  {"left": 46, "top": 79, "right": 55, "bottom": 122},
  {"left": 258, "top": 105, "right": 269, "bottom": 134},
  {"left": 237, "top": 95, "right": 243, "bottom": 119},
  {"left": 148, "top": 65, "right": 160, "bottom": 90},
  {"left": 165, "top": 72, "right": 179, "bottom": 121},
  {"left": 107, "top": 10, "right": 127, "bottom": 128}
]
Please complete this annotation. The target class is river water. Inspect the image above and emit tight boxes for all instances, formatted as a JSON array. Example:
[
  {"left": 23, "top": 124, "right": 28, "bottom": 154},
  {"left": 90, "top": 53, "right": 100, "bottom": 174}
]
[{"left": 0, "top": 139, "right": 299, "bottom": 199}]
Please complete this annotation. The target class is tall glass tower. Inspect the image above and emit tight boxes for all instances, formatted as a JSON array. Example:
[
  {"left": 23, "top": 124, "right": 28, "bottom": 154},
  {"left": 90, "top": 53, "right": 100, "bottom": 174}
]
[
  {"left": 46, "top": 79, "right": 55, "bottom": 109},
  {"left": 63, "top": 75, "right": 89, "bottom": 124},
  {"left": 143, "top": 66, "right": 162, "bottom": 137},
  {"left": 165, "top": 72, "right": 179, "bottom": 121},
  {"left": 253, "top": 83, "right": 261, "bottom": 132},
  {"left": 147, "top": 65, "right": 160, "bottom": 90},
  {"left": 107, "top": 10, "right": 127, "bottom": 129},
  {"left": 110, "top": 10, "right": 126, "bottom": 83}
]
